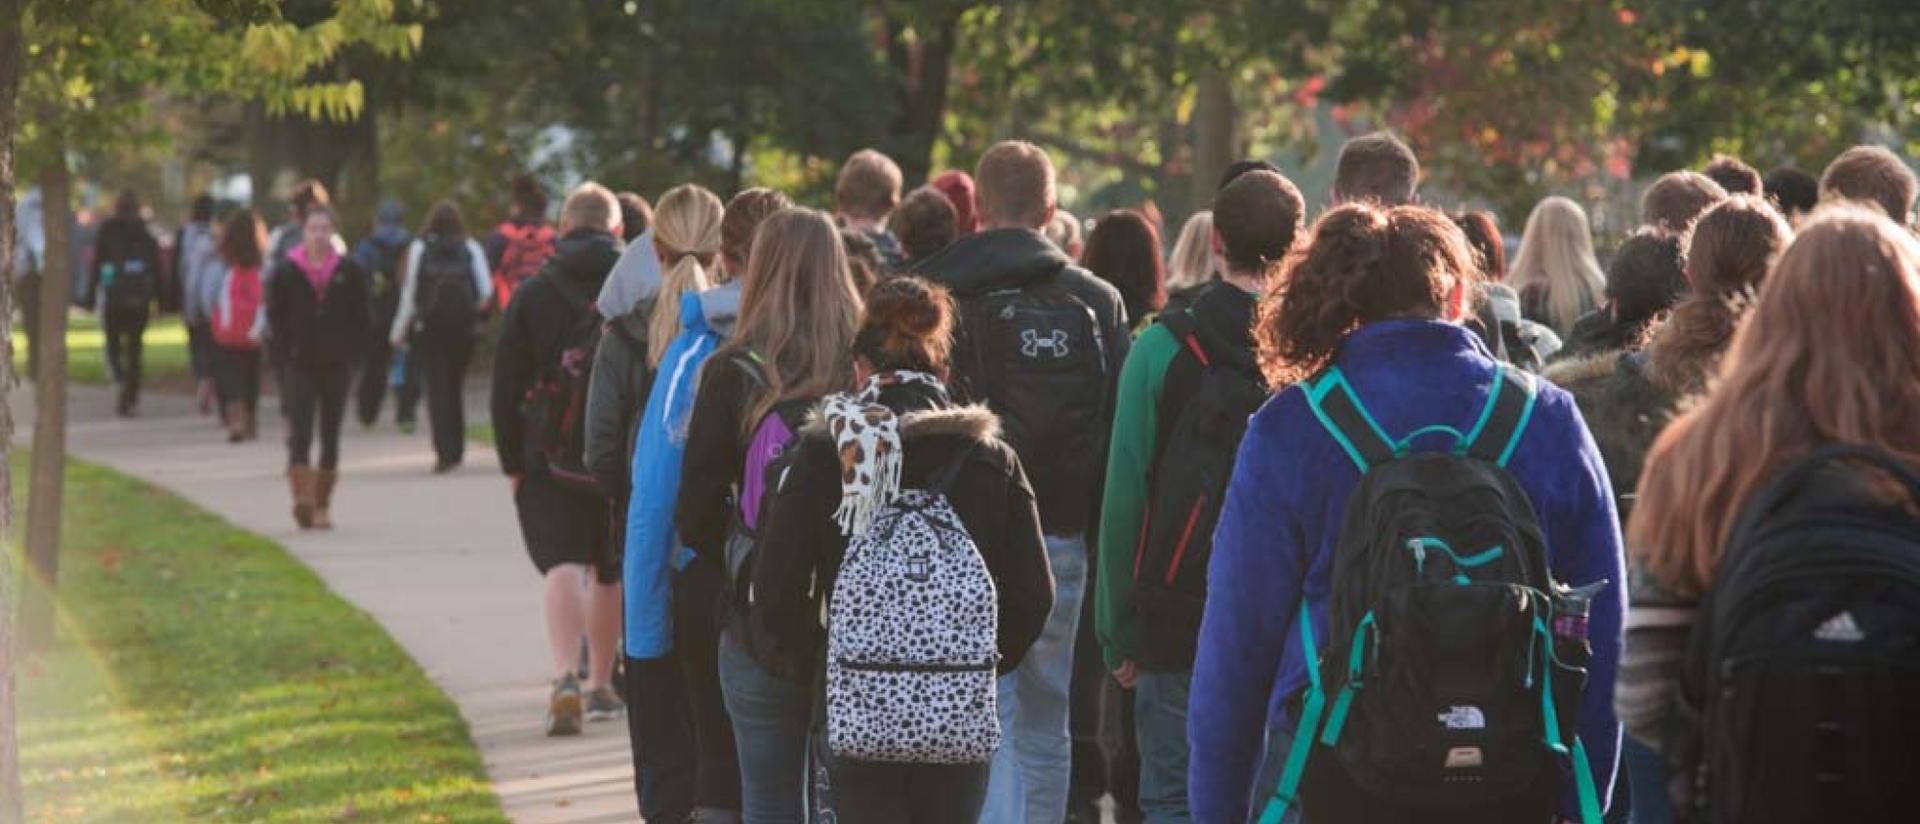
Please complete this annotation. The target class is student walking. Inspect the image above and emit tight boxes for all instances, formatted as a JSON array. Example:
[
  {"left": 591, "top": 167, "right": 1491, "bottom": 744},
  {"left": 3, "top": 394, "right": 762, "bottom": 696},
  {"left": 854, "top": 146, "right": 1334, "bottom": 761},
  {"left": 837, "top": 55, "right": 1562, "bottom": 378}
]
[
  {"left": 623, "top": 187, "right": 789, "bottom": 824},
  {"left": 915, "top": 141, "right": 1131, "bottom": 824},
  {"left": 388, "top": 202, "right": 492, "bottom": 472},
  {"left": 751, "top": 276, "right": 1056, "bottom": 824},
  {"left": 267, "top": 206, "right": 372, "bottom": 530},
  {"left": 836, "top": 149, "right": 906, "bottom": 272},
  {"left": 1097, "top": 170, "right": 1305, "bottom": 824},
  {"left": 1189, "top": 203, "right": 1624, "bottom": 824},
  {"left": 1557, "top": 232, "right": 1687, "bottom": 363},
  {"left": 210, "top": 209, "right": 270, "bottom": 443},
  {"left": 1630, "top": 205, "right": 1920, "bottom": 823},
  {"left": 91, "top": 191, "right": 162, "bottom": 417},
  {"left": 354, "top": 201, "right": 419, "bottom": 430},
  {"left": 176, "top": 194, "right": 222, "bottom": 415},
  {"left": 674, "top": 207, "right": 863, "bottom": 824},
  {"left": 491, "top": 183, "right": 626, "bottom": 736},
  {"left": 486, "top": 174, "right": 557, "bottom": 310},
  {"left": 1508, "top": 197, "right": 1608, "bottom": 337}
]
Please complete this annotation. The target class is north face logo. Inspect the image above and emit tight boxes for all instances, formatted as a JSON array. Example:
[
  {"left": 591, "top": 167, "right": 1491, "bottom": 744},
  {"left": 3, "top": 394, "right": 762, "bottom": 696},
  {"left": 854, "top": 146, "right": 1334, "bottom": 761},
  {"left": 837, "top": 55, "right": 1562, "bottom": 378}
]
[
  {"left": 1813, "top": 611, "right": 1866, "bottom": 643},
  {"left": 1021, "top": 328, "right": 1071, "bottom": 358},
  {"left": 1437, "top": 705, "right": 1486, "bottom": 730}
]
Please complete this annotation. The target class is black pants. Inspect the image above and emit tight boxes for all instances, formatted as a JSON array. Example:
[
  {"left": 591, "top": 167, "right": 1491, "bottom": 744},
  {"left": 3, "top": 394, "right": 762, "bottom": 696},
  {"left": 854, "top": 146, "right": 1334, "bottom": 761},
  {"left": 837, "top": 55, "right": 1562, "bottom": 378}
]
[
  {"left": 18, "top": 274, "right": 41, "bottom": 380},
  {"left": 676, "top": 557, "right": 742, "bottom": 813},
  {"left": 285, "top": 362, "right": 352, "bottom": 470},
  {"left": 416, "top": 335, "right": 473, "bottom": 465},
  {"left": 829, "top": 758, "right": 991, "bottom": 824},
  {"left": 103, "top": 306, "right": 149, "bottom": 409},
  {"left": 215, "top": 347, "right": 262, "bottom": 418},
  {"left": 1070, "top": 545, "right": 1142, "bottom": 819},
  {"left": 625, "top": 653, "right": 696, "bottom": 823},
  {"left": 187, "top": 321, "right": 216, "bottom": 384},
  {"left": 356, "top": 332, "right": 419, "bottom": 426}
]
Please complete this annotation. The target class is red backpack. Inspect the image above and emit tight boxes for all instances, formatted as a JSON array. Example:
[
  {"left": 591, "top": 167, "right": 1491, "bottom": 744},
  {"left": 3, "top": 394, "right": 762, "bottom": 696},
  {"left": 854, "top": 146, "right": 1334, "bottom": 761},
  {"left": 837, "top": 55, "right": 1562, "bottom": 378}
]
[
  {"left": 493, "top": 221, "right": 554, "bottom": 310},
  {"left": 212, "top": 266, "right": 264, "bottom": 350}
]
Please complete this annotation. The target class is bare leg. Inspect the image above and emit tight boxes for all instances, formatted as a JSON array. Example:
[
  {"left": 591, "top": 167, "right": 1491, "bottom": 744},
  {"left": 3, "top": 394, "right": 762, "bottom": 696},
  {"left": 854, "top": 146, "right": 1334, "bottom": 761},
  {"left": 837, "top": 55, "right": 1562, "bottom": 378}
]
[
  {"left": 586, "top": 579, "right": 623, "bottom": 690},
  {"left": 544, "top": 564, "right": 589, "bottom": 680}
]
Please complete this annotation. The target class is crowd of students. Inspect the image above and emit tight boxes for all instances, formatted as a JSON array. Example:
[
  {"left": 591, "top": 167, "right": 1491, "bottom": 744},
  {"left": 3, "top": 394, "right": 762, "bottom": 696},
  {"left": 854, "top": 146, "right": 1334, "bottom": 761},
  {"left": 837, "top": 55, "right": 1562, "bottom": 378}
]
[{"left": 57, "top": 130, "right": 1920, "bottom": 824}]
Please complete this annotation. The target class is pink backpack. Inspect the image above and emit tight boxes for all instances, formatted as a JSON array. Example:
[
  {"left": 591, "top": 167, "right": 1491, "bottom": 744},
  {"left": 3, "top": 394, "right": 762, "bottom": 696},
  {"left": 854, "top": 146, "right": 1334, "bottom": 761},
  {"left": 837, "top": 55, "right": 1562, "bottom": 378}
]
[{"left": 213, "top": 266, "right": 263, "bottom": 350}]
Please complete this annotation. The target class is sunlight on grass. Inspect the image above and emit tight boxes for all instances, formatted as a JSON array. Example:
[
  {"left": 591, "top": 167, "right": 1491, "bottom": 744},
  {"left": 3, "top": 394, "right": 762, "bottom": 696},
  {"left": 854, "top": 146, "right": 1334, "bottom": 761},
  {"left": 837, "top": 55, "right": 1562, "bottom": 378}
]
[{"left": 17, "top": 459, "right": 509, "bottom": 824}]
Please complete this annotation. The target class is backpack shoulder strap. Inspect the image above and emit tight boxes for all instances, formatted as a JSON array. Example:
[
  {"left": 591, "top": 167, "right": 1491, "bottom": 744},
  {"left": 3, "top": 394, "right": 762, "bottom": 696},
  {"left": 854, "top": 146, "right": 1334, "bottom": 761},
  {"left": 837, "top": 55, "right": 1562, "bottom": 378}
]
[
  {"left": 1463, "top": 364, "right": 1538, "bottom": 467},
  {"left": 1302, "top": 367, "right": 1397, "bottom": 473},
  {"left": 927, "top": 443, "right": 979, "bottom": 497}
]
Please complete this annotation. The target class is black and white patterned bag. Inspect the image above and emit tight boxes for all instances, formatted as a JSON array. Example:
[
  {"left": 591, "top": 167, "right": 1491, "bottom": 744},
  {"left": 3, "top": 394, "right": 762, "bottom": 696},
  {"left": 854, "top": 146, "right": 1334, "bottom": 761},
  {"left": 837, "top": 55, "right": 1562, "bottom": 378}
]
[{"left": 825, "top": 449, "right": 1001, "bottom": 764}]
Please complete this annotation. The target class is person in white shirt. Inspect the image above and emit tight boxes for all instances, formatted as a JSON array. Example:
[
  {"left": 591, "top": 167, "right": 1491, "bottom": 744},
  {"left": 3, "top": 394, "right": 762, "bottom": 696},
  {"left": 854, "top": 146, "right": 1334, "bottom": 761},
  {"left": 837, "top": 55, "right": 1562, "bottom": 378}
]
[{"left": 389, "top": 201, "right": 493, "bottom": 472}]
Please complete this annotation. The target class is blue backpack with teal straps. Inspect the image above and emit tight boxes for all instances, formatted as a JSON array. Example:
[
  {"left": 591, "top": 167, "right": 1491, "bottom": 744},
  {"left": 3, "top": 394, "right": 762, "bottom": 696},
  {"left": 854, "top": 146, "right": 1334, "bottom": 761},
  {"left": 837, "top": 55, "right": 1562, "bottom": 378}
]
[{"left": 1260, "top": 364, "right": 1604, "bottom": 824}]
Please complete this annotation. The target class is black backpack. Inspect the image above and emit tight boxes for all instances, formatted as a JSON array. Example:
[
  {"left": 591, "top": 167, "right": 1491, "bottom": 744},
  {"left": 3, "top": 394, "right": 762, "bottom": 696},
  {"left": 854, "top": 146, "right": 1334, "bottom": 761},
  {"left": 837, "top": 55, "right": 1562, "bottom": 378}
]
[
  {"left": 1131, "top": 308, "right": 1269, "bottom": 671},
  {"left": 101, "top": 229, "right": 159, "bottom": 313},
  {"left": 1669, "top": 445, "right": 1920, "bottom": 824},
  {"left": 1261, "top": 364, "right": 1605, "bottom": 824},
  {"left": 951, "top": 278, "right": 1109, "bottom": 515},
  {"left": 520, "top": 274, "right": 604, "bottom": 497},
  {"left": 413, "top": 236, "right": 480, "bottom": 342}
]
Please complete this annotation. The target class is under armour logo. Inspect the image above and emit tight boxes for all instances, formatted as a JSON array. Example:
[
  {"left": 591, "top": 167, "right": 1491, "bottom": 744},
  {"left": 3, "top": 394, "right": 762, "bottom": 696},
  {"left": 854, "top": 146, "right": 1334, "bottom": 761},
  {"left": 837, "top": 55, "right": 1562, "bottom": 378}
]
[{"left": 1021, "top": 329, "right": 1071, "bottom": 359}]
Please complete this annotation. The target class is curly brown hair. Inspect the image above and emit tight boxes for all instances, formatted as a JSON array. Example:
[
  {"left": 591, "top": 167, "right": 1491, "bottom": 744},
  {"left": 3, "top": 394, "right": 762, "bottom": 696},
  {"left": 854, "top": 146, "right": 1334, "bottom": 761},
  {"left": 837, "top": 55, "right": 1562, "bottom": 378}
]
[
  {"left": 855, "top": 276, "right": 955, "bottom": 374},
  {"left": 1256, "top": 203, "right": 1480, "bottom": 386}
]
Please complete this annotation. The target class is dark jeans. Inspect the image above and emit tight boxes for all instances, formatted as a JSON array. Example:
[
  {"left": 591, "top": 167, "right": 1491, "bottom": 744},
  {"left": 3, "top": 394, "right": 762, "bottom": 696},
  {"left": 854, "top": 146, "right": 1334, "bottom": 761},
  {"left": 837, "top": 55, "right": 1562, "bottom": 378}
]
[
  {"left": 285, "top": 363, "right": 351, "bottom": 470},
  {"left": 187, "top": 321, "right": 216, "bottom": 383},
  {"left": 416, "top": 336, "right": 472, "bottom": 465},
  {"left": 718, "top": 631, "right": 813, "bottom": 824},
  {"left": 1070, "top": 569, "right": 1141, "bottom": 820},
  {"left": 356, "top": 333, "right": 419, "bottom": 426},
  {"left": 103, "top": 306, "right": 148, "bottom": 408},
  {"left": 676, "top": 557, "right": 742, "bottom": 813},
  {"left": 215, "top": 347, "right": 262, "bottom": 418},
  {"left": 829, "top": 758, "right": 991, "bottom": 824},
  {"left": 1619, "top": 735, "right": 1662, "bottom": 824},
  {"left": 625, "top": 653, "right": 696, "bottom": 824}
]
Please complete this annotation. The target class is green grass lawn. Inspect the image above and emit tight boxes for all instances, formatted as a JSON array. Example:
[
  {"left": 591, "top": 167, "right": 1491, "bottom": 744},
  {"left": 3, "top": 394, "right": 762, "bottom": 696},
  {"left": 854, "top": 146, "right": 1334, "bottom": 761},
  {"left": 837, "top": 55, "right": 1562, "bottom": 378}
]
[
  {"left": 14, "top": 312, "right": 195, "bottom": 388},
  {"left": 16, "top": 459, "right": 509, "bottom": 824},
  {"left": 465, "top": 423, "right": 493, "bottom": 445}
]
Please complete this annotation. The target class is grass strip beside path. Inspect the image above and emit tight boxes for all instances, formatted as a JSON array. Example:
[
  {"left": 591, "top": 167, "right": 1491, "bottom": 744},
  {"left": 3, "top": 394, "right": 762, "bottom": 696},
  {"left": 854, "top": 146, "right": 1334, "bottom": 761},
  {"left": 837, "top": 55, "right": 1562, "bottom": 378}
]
[
  {"left": 18, "top": 459, "right": 510, "bottom": 824},
  {"left": 13, "top": 313, "right": 194, "bottom": 387}
]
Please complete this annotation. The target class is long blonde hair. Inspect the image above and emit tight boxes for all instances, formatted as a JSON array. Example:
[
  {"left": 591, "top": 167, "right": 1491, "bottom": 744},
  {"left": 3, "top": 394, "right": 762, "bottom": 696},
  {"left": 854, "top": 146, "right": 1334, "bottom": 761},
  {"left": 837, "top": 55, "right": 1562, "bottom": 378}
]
[
  {"left": 1508, "top": 196, "right": 1607, "bottom": 334},
  {"left": 718, "top": 207, "right": 863, "bottom": 435},
  {"left": 1630, "top": 205, "right": 1920, "bottom": 596},
  {"left": 648, "top": 185, "right": 724, "bottom": 368},
  {"left": 1166, "top": 210, "right": 1216, "bottom": 292}
]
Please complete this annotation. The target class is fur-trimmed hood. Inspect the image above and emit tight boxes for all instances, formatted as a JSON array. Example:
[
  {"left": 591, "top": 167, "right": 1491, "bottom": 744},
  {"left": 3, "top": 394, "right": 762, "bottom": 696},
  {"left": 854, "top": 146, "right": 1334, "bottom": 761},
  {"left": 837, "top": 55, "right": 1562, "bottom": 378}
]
[
  {"left": 799, "top": 401, "right": 1001, "bottom": 443},
  {"left": 1545, "top": 348, "right": 1677, "bottom": 503}
]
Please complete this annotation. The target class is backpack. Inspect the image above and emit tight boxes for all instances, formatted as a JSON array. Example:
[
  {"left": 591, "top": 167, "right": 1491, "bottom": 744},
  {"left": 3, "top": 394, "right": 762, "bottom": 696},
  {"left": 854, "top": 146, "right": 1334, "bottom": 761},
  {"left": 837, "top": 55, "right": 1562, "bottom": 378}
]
[
  {"left": 101, "top": 231, "right": 158, "bottom": 313},
  {"left": 825, "top": 446, "right": 1001, "bottom": 764},
  {"left": 494, "top": 221, "right": 555, "bottom": 311},
  {"left": 212, "top": 266, "right": 264, "bottom": 351},
  {"left": 1131, "top": 308, "right": 1270, "bottom": 671},
  {"left": 1668, "top": 445, "right": 1920, "bottom": 824},
  {"left": 951, "top": 279, "right": 1109, "bottom": 514},
  {"left": 519, "top": 274, "right": 603, "bottom": 496},
  {"left": 717, "top": 353, "right": 817, "bottom": 672},
  {"left": 413, "top": 236, "right": 481, "bottom": 342},
  {"left": 1260, "top": 365, "right": 1605, "bottom": 824}
]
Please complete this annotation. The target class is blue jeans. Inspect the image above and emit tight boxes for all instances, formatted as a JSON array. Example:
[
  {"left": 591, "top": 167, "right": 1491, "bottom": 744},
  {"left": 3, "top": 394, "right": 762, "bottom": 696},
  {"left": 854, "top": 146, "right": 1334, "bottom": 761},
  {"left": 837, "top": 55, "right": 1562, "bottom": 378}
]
[
  {"left": 717, "top": 633, "right": 812, "bottom": 824},
  {"left": 1135, "top": 672, "right": 1194, "bottom": 824},
  {"left": 1246, "top": 723, "right": 1303, "bottom": 824},
  {"left": 1622, "top": 735, "right": 1668, "bottom": 824},
  {"left": 980, "top": 533, "right": 1087, "bottom": 824}
]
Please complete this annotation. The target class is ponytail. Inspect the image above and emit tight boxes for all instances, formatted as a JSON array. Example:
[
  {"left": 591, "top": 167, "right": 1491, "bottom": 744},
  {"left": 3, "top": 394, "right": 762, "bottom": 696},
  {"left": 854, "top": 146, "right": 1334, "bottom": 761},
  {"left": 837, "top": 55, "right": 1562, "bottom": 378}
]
[{"left": 647, "top": 185, "right": 726, "bottom": 368}]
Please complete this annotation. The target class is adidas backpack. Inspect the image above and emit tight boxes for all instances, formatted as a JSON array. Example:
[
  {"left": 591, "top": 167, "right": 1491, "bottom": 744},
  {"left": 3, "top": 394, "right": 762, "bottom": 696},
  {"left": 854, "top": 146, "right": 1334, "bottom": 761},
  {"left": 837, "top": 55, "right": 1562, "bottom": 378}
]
[
  {"left": 826, "top": 447, "right": 1001, "bottom": 765},
  {"left": 1669, "top": 444, "right": 1920, "bottom": 824},
  {"left": 1260, "top": 365, "right": 1604, "bottom": 824},
  {"left": 519, "top": 273, "right": 603, "bottom": 496},
  {"left": 1131, "top": 308, "right": 1270, "bottom": 671},
  {"left": 951, "top": 279, "right": 1109, "bottom": 514}
]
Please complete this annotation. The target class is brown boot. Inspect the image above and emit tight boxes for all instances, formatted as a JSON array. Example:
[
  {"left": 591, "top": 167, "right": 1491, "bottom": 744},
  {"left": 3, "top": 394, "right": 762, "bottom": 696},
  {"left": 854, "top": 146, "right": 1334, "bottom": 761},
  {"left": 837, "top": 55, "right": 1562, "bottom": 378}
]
[
  {"left": 225, "top": 401, "right": 247, "bottom": 443},
  {"left": 288, "top": 466, "right": 317, "bottom": 529},
  {"left": 313, "top": 469, "right": 337, "bottom": 530}
]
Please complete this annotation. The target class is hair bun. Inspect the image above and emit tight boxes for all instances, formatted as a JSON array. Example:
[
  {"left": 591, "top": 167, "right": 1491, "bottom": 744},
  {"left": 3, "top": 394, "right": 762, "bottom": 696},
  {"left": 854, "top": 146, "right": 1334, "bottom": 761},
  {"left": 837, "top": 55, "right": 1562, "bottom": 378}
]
[{"left": 856, "top": 276, "right": 954, "bottom": 372}]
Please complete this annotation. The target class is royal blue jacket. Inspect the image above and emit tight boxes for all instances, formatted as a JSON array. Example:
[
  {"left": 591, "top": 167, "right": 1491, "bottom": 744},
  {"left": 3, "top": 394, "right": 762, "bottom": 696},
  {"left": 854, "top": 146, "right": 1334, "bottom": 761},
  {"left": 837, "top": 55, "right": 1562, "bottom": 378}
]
[{"left": 1189, "top": 319, "right": 1624, "bottom": 823}]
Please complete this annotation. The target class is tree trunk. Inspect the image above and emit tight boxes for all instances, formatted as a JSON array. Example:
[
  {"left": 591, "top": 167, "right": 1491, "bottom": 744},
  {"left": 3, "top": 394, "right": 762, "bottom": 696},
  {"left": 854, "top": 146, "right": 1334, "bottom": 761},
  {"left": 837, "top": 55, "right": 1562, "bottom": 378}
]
[
  {"left": 0, "top": 0, "right": 26, "bottom": 814},
  {"left": 24, "top": 155, "right": 71, "bottom": 654},
  {"left": 1187, "top": 72, "right": 1237, "bottom": 219}
]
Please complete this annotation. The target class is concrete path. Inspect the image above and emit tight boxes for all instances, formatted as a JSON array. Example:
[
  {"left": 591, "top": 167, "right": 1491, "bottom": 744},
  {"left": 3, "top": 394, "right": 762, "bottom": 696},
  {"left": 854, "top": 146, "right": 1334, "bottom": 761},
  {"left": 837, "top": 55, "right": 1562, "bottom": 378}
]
[{"left": 26, "top": 384, "right": 637, "bottom": 824}]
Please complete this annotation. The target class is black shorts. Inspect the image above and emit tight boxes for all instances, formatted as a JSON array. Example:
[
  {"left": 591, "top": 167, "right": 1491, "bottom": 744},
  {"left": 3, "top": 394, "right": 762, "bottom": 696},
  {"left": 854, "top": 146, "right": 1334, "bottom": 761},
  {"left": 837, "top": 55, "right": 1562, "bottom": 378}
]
[{"left": 514, "top": 473, "right": 616, "bottom": 582}]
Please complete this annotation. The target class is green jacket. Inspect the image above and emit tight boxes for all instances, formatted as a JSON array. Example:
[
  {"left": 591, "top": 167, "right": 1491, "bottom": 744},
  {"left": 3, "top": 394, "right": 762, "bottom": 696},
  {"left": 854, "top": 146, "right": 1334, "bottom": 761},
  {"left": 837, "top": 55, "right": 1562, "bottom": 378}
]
[{"left": 1095, "top": 318, "right": 1183, "bottom": 671}]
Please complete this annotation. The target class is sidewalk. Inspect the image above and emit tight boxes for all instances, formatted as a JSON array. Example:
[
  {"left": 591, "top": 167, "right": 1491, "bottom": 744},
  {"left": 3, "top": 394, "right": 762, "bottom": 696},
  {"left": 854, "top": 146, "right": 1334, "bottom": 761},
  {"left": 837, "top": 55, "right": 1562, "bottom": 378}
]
[{"left": 23, "top": 384, "right": 637, "bottom": 824}]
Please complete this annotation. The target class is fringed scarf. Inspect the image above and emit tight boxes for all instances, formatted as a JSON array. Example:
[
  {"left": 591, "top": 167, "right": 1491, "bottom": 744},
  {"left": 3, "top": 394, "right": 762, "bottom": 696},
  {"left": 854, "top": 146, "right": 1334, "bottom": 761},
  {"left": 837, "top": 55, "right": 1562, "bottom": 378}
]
[{"left": 824, "top": 369, "right": 945, "bottom": 537}]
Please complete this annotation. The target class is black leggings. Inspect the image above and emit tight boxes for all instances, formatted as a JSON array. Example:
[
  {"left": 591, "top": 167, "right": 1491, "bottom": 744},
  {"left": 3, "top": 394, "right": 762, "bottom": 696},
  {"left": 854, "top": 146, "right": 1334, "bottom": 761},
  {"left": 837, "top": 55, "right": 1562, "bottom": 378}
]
[
  {"left": 285, "top": 363, "right": 352, "bottom": 469},
  {"left": 215, "top": 347, "right": 262, "bottom": 417},
  {"left": 625, "top": 652, "right": 696, "bottom": 823},
  {"left": 676, "top": 556, "right": 742, "bottom": 812},
  {"left": 416, "top": 336, "right": 473, "bottom": 465},
  {"left": 103, "top": 307, "right": 148, "bottom": 407}
]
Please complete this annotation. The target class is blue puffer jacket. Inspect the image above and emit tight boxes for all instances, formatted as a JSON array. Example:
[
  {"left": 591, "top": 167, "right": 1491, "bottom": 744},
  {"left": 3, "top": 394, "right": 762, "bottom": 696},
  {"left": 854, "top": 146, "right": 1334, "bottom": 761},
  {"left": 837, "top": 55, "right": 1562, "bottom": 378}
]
[
  {"left": 1189, "top": 319, "right": 1625, "bottom": 823},
  {"left": 623, "top": 282, "right": 741, "bottom": 658}
]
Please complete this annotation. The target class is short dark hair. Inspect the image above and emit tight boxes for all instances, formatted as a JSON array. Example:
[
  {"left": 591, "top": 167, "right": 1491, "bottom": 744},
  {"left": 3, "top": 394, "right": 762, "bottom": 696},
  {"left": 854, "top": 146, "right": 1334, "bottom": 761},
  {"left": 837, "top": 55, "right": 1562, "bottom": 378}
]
[
  {"left": 191, "top": 194, "right": 215, "bottom": 222},
  {"left": 1641, "top": 171, "right": 1728, "bottom": 234},
  {"left": 1607, "top": 231, "right": 1687, "bottom": 324},
  {"left": 1449, "top": 211, "right": 1506, "bottom": 280},
  {"left": 509, "top": 174, "right": 547, "bottom": 219},
  {"left": 1081, "top": 210, "right": 1166, "bottom": 323},
  {"left": 1763, "top": 166, "right": 1819, "bottom": 218},
  {"left": 840, "top": 228, "right": 882, "bottom": 296},
  {"left": 113, "top": 190, "right": 142, "bottom": 221},
  {"left": 1212, "top": 170, "right": 1305, "bottom": 274},
  {"left": 1333, "top": 132, "right": 1419, "bottom": 205},
  {"left": 1702, "top": 156, "right": 1762, "bottom": 195},
  {"left": 892, "top": 186, "right": 957, "bottom": 262},
  {"left": 1820, "top": 145, "right": 1918, "bottom": 222},
  {"left": 616, "top": 192, "right": 653, "bottom": 242},
  {"left": 422, "top": 201, "right": 467, "bottom": 239},
  {"left": 1219, "top": 159, "right": 1281, "bottom": 192}
]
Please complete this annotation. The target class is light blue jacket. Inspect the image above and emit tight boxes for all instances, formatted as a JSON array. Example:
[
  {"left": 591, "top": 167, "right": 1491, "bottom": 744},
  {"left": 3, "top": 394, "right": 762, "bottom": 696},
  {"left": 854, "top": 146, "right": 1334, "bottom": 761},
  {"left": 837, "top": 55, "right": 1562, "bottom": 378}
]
[{"left": 622, "top": 282, "right": 741, "bottom": 657}]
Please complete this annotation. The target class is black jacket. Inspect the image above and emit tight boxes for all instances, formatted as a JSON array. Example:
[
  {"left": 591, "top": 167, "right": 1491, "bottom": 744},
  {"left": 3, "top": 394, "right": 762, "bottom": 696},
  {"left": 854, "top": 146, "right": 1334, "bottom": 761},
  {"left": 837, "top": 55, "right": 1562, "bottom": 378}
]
[
  {"left": 674, "top": 349, "right": 760, "bottom": 565},
  {"left": 265, "top": 254, "right": 372, "bottom": 372},
  {"left": 914, "top": 227, "right": 1132, "bottom": 536},
  {"left": 491, "top": 228, "right": 623, "bottom": 477},
  {"left": 584, "top": 308, "right": 654, "bottom": 498},
  {"left": 89, "top": 217, "right": 162, "bottom": 312},
  {"left": 751, "top": 381, "right": 1055, "bottom": 681}
]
